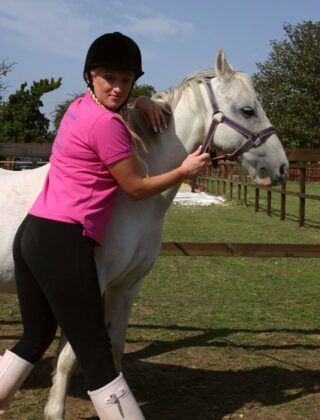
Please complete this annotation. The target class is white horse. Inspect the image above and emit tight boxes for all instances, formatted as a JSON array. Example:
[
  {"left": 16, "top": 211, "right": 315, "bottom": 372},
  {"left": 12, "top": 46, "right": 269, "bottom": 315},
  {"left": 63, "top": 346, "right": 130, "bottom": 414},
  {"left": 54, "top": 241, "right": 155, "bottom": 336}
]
[{"left": 0, "top": 50, "right": 288, "bottom": 419}]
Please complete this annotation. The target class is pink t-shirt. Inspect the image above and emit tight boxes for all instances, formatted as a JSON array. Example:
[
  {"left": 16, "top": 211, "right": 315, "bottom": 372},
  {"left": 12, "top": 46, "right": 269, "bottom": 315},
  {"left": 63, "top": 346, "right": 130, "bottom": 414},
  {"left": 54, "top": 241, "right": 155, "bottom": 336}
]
[{"left": 29, "top": 91, "right": 132, "bottom": 245}]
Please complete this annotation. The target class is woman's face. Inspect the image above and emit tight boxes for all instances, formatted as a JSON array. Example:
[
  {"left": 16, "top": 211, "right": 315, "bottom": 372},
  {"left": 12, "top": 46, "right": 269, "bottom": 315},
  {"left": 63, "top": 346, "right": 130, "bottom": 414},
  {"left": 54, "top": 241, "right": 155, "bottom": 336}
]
[{"left": 90, "top": 68, "right": 135, "bottom": 110}]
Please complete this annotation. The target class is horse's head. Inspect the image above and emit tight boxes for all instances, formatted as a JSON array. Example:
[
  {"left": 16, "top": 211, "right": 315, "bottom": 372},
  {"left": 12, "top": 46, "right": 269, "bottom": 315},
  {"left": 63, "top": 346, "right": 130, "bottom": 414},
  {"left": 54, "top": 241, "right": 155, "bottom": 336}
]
[
  {"left": 207, "top": 49, "right": 288, "bottom": 185},
  {"left": 134, "top": 51, "right": 288, "bottom": 186}
]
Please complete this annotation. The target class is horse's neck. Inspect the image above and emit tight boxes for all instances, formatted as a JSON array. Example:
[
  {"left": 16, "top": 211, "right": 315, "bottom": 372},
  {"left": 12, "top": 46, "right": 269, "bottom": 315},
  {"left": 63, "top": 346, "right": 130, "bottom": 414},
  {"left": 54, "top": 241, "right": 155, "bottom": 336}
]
[
  {"left": 129, "top": 91, "right": 206, "bottom": 179},
  {"left": 128, "top": 99, "right": 204, "bottom": 205}
]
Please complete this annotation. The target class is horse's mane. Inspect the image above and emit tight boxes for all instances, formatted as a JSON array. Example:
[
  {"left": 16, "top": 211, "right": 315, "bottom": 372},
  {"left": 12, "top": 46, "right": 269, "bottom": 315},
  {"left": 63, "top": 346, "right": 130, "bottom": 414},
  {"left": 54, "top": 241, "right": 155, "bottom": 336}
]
[{"left": 153, "top": 69, "right": 217, "bottom": 128}]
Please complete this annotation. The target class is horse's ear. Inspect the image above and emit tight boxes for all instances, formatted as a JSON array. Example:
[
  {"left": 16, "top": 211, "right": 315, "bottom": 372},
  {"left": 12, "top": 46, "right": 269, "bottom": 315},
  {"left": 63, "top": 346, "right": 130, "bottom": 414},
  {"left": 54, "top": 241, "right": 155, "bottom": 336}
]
[{"left": 215, "top": 49, "right": 233, "bottom": 80}]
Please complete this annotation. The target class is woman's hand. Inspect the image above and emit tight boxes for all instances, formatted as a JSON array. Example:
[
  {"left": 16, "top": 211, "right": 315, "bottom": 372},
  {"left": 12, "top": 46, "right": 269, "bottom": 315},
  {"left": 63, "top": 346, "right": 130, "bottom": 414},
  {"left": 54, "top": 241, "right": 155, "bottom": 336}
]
[
  {"left": 134, "top": 96, "right": 171, "bottom": 133},
  {"left": 180, "top": 147, "right": 210, "bottom": 177}
]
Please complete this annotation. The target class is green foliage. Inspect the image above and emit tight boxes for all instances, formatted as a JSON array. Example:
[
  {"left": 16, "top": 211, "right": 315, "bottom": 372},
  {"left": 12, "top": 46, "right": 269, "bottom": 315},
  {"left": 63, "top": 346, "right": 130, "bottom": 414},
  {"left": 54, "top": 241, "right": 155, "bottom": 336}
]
[
  {"left": 253, "top": 21, "right": 320, "bottom": 148},
  {"left": 0, "top": 59, "right": 14, "bottom": 104},
  {"left": 51, "top": 92, "right": 83, "bottom": 134},
  {"left": 128, "top": 83, "right": 156, "bottom": 104},
  {"left": 0, "top": 78, "right": 62, "bottom": 143}
]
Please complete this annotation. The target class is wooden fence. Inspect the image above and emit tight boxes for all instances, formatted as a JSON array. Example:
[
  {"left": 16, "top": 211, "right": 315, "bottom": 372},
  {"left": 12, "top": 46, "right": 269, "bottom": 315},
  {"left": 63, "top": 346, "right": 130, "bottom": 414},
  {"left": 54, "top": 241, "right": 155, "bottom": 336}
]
[
  {"left": 196, "top": 149, "right": 320, "bottom": 228},
  {"left": 0, "top": 142, "right": 52, "bottom": 158},
  {"left": 0, "top": 144, "right": 319, "bottom": 259},
  {"left": 0, "top": 143, "right": 51, "bottom": 170}
]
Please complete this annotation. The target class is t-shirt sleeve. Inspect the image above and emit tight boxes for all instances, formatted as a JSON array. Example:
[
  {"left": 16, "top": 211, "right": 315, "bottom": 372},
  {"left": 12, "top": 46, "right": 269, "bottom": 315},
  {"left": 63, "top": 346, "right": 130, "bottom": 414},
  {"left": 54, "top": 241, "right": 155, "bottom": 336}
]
[{"left": 89, "top": 113, "right": 132, "bottom": 166}]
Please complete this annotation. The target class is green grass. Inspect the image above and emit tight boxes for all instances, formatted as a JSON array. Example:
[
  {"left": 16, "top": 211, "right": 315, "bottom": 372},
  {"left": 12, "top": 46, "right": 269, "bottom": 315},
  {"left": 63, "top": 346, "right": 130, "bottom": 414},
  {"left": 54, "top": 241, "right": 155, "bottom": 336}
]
[
  {"left": 129, "top": 196, "right": 320, "bottom": 340},
  {"left": 130, "top": 257, "right": 320, "bottom": 331},
  {"left": 126, "top": 197, "right": 320, "bottom": 418},
  {"left": 1, "top": 193, "right": 319, "bottom": 419},
  {"left": 161, "top": 199, "right": 320, "bottom": 244}
]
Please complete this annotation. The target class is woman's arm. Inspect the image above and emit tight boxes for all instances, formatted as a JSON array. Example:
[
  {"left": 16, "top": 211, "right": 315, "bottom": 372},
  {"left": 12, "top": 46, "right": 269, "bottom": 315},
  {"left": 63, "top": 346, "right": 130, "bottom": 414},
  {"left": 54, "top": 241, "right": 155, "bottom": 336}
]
[{"left": 108, "top": 147, "right": 209, "bottom": 200}]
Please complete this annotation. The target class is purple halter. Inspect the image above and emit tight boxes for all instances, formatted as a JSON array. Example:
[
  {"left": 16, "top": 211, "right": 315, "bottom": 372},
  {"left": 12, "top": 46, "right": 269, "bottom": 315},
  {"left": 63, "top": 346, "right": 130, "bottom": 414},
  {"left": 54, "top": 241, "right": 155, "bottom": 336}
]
[{"left": 201, "top": 80, "right": 277, "bottom": 162}]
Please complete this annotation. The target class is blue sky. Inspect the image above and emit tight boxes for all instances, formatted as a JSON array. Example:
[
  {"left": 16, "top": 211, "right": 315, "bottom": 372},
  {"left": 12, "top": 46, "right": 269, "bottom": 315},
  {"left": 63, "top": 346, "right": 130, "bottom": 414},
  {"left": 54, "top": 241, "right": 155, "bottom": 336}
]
[{"left": 0, "top": 0, "right": 319, "bottom": 122}]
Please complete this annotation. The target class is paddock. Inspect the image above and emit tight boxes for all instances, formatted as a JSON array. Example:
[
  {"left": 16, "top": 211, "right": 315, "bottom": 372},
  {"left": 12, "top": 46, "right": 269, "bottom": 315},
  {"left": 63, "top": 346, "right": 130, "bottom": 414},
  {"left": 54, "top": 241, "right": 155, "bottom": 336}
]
[{"left": 1, "top": 199, "right": 319, "bottom": 419}]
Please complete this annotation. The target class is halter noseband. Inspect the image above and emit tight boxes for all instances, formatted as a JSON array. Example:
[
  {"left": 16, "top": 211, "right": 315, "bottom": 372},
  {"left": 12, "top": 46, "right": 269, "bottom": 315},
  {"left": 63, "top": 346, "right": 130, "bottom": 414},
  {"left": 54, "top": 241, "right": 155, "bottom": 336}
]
[{"left": 201, "top": 80, "right": 277, "bottom": 162}]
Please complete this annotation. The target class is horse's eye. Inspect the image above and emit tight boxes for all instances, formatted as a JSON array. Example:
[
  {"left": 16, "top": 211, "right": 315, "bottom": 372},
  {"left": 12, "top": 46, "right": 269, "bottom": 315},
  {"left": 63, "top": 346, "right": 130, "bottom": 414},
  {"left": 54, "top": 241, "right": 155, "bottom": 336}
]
[{"left": 241, "top": 107, "right": 255, "bottom": 118}]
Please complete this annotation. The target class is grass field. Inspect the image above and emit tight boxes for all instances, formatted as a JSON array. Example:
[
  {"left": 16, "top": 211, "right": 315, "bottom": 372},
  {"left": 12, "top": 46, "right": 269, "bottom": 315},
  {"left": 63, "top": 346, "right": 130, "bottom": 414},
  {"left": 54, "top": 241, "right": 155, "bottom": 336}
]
[{"left": 0, "top": 185, "right": 319, "bottom": 419}]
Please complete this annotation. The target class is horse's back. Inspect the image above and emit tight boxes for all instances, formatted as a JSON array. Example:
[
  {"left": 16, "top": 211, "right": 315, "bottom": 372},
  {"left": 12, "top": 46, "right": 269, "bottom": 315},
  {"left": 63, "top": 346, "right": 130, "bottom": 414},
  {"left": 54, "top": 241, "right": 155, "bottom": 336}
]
[{"left": 0, "top": 165, "right": 49, "bottom": 292}]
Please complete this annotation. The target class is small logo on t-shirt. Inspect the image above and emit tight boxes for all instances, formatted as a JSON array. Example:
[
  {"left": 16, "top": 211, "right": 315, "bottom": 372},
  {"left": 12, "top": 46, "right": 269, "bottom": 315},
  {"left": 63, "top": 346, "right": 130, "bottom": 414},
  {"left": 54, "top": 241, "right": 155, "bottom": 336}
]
[{"left": 66, "top": 111, "right": 77, "bottom": 121}]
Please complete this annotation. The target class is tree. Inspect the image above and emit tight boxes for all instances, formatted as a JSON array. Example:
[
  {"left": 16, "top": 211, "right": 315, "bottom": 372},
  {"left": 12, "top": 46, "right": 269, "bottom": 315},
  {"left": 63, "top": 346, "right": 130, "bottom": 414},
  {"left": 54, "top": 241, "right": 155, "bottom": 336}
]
[
  {"left": 51, "top": 92, "right": 83, "bottom": 133},
  {"left": 253, "top": 21, "right": 320, "bottom": 148},
  {"left": 0, "top": 78, "right": 62, "bottom": 143},
  {"left": 128, "top": 83, "right": 156, "bottom": 104},
  {"left": 0, "top": 59, "right": 15, "bottom": 104}
]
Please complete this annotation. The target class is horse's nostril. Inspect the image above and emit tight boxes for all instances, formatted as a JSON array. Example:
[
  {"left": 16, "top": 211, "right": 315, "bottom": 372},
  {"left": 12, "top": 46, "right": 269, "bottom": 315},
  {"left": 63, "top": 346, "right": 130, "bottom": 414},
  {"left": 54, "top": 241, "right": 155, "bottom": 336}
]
[
  {"left": 280, "top": 163, "right": 288, "bottom": 175},
  {"left": 259, "top": 167, "right": 267, "bottom": 177}
]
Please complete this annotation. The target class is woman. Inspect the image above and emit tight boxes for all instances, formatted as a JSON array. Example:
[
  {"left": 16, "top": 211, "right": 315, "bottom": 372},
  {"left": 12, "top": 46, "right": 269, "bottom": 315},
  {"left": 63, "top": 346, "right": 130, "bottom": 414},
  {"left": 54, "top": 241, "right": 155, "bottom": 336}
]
[{"left": 0, "top": 32, "right": 209, "bottom": 419}]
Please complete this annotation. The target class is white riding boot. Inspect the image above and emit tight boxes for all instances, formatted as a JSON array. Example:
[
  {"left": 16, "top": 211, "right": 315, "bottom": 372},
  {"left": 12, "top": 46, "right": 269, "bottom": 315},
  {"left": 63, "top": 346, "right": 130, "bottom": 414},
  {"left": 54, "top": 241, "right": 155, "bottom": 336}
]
[
  {"left": 0, "top": 350, "right": 34, "bottom": 414},
  {"left": 88, "top": 373, "right": 145, "bottom": 420}
]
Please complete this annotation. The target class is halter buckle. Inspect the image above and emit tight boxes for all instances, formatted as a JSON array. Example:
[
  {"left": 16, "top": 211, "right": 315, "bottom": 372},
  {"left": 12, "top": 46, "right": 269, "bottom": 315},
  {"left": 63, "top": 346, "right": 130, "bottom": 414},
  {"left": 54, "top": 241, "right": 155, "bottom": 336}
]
[
  {"left": 253, "top": 136, "right": 262, "bottom": 147},
  {"left": 212, "top": 111, "right": 224, "bottom": 123}
]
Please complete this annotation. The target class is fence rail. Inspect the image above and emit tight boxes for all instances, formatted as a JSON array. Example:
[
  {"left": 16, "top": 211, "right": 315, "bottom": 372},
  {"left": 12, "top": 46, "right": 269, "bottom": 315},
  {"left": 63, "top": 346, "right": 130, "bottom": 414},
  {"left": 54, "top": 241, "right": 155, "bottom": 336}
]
[
  {"left": 0, "top": 143, "right": 52, "bottom": 157},
  {"left": 160, "top": 242, "right": 320, "bottom": 257}
]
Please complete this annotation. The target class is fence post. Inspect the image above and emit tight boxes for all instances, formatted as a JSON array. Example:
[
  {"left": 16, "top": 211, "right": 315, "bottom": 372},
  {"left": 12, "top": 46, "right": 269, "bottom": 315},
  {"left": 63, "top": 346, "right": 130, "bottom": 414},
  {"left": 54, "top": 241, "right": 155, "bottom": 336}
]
[
  {"left": 267, "top": 190, "right": 272, "bottom": 216},
  {"left": 280, "top": 181, "right": 286, "bottom": 221},
  {"left": 243, "top": 185, "right": 248, "bottom": 206},
  {"left": 229, "top": 176, "right": 233, "bottom": 199},
  {"left": 299, "top": 166, "right": 306, "bottom": 227},
  {"left": 223, "top": 163, "right": 227, "bottom": 194},
  {"left": 237, "top": 182, "right": 241, "bottom": 202},
  {"left": 255, "top": 187, "right": 260, "bottom": 212},
  {"left": 243, "top": 173, "right": 248, "bottom": 207}
]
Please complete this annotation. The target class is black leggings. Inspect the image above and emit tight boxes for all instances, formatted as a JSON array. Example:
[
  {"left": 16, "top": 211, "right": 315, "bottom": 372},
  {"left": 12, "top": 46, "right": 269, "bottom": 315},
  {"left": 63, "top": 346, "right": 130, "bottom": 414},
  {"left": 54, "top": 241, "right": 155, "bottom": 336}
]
[{"left": 11, "top": 214, "right": 117, "bottom": 390}]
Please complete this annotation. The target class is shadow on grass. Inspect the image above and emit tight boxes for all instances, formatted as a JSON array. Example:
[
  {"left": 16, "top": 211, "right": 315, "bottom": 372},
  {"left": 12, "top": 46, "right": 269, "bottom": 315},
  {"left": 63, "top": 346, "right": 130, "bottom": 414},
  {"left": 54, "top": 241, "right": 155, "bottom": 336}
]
[
  {"left": 127, "top": 323, "right": 320, "bottom": 357},
  {"left": 25, "top": 358, "right": 320, "bottom": 420},
  {"left": 20, "top": 323, "right": 320, "bottom": 420},
  {"left": 127, "top": 360, "right": 320, "bottom": 420}
]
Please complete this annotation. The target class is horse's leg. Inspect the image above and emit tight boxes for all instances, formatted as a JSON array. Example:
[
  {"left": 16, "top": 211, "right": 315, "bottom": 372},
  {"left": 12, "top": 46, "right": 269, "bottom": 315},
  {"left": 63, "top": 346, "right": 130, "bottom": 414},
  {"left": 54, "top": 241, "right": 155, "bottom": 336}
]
[
  {"left": 44, "top": 334, "right": 78, "bottom": 420},
  {"left": 105, "top": 279, "right": 142, "bottom": 372}
]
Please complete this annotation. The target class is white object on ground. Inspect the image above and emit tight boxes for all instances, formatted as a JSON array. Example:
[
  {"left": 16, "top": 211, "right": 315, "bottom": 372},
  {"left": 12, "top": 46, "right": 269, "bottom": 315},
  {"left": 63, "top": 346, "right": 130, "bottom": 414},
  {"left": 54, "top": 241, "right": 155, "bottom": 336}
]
[{"left": 173, "top": 192, "right": 226, "bottom": 206}]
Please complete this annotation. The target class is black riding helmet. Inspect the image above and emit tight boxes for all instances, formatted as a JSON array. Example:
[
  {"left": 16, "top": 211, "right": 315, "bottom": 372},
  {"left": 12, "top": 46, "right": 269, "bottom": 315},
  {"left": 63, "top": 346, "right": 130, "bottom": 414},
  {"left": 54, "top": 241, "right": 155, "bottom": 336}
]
[{"left": 83, "top": 32, "right": 144, "bottom": 83}]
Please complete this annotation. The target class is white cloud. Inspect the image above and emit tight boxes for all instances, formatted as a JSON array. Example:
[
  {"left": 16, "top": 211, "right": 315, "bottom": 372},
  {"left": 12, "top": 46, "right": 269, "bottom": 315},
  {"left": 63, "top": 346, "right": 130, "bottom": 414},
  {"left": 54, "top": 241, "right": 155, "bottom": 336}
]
[
  {"left": 113, "top": 0, "right": 154, "bottom": 15},
  {"left": 0, "top": 0, "right": 95, "bottom": 59},
  {"left": 116, "top": 14, "right": 195, "bottom": 37},
  {"left": 0, "top": 0, "right": 195, "bottom": 61}
]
